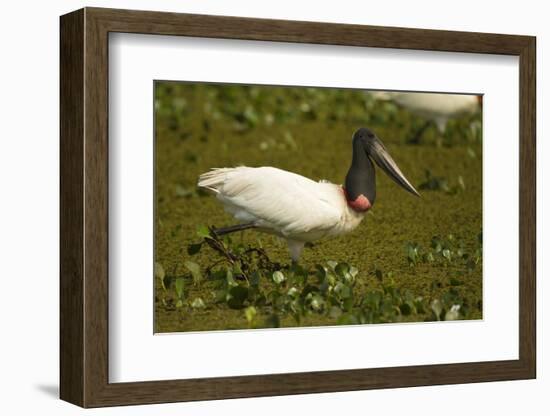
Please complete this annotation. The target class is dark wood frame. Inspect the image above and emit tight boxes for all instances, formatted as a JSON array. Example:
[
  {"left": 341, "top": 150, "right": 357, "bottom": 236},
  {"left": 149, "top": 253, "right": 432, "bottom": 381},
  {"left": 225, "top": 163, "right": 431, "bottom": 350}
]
[{"left": 60, "top": 7, "right": 536, "bottom": 408}]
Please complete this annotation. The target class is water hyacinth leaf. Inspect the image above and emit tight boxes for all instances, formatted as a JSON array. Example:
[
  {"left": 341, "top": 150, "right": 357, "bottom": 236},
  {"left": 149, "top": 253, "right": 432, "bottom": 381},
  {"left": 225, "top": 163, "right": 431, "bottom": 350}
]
[
  {"left": 334, "top": 282, "right": 352, "bottom": 299},
  {"left": 155, "top": 262, "right": 165, "bottom": 280},
  {"left": 209, "top": 269, "right": 226, "bottom": 281},
  {"left": 445, "top": 305, "right": 461, "bottom": 321},
  {"left": 175, "top": 277, "right": 185, "bottom": 300},
  {"left": 184, "top": 260, "right": 203, "bottom": 285},
  {"left": 407, "top": 243, "right": 419, "bottom": 265},
  {"left": 191, "top": 297, "right": 206, "bottom": 309},
  {"left": 327, "top": 260, "right": 338, "bottom": 270},
  {"left": 381, "top": 299, "right": 396, "bottom": 317},
  {"left": 196, "top": 224, "right": 211, "bottom": 239},
  {"left": 399, "top": 303, "right": 412, "bottom": 316},
  {"left": 155, "top": 262, "right": 166, "bottom": 290},
  {"left": 244, "top": 306, "right": 257, "bottom": 324},
  {"left": 287, "top": 287, "right": 299, "bottom": 298},
  {"left": 232, "top": 263, "right": 244, "bottom": 278},
  {"left": 301, "top": 284, "right": 319, "bottom": 299},
  {"left": 431, "top": 299, "right": 443, "bottom": 320},
  {"left": 272, "top": 271, "right": 286, "bottom": 285},
  {"left": 187, "top": 243, "right": 202, "bottom": 255},
  {"left": 214, "top": 289, "right": 227, "bottom": 303},
  {"left": 227, "top": 286, "right": 249, "bottom": 309},
  {"left": 310, "top": 294, "right": 325, "bottom": 311},
  {"left": 432, "top": 237, "right": 443, "bottom": 253},
  {"left": 250, "top": 270, "right": 262, "bottom": 286},
  {"left": 329, "top": 306, "right": 342, "bottom": 319},
  {"left": 343, "top": 297, "right": 354, "bottom": 312},
  {"left": 226, "top": 269, "right": 238, "bottom": 287},
  {"left": 364, "top": 291, "right": 381, "bottom": 307},
  {"left": 335, "top": 262, "right": 350, "bottom": 278}
]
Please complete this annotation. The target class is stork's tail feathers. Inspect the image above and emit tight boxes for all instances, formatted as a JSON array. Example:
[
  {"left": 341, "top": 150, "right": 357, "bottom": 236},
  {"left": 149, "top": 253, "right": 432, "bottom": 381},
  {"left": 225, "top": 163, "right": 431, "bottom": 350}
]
[{"left": 197, "top": 168, "right": 235, "bottom": 193}]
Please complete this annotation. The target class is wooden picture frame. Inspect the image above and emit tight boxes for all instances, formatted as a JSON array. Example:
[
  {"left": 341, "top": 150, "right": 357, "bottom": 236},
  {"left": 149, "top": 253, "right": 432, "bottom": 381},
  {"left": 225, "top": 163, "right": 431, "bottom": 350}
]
[{"left": 60, "top": 7, "right": 536, "bottom": 408}]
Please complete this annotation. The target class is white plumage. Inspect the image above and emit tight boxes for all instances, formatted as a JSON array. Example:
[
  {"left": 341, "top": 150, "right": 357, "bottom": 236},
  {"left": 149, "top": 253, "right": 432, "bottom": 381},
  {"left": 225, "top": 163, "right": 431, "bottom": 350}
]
[
  {"left": 198, "top": 167, "right": 364, "bottom": 261},
  {"left": 372, "top": 92, "right": 480, "bottom": 132}
]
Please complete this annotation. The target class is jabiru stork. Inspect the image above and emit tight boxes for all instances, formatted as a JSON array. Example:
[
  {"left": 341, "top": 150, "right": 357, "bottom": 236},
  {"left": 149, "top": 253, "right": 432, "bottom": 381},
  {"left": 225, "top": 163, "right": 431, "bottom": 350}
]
[
  {"left": 198, "top": 128, "right": 419, "bottom": 262},
  {"left": 372, "top": 92, "right": 481, "bottom": 143}
]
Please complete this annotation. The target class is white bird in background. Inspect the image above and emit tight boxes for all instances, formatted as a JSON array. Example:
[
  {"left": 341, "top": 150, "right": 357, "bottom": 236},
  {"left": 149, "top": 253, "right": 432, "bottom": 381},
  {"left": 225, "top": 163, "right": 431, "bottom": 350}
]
[
  {"left": 198, "top": 128, "right": 419, "bottom": 262},
  {"left": 372, "top": 91, "right": 481, "bottom": 141}
]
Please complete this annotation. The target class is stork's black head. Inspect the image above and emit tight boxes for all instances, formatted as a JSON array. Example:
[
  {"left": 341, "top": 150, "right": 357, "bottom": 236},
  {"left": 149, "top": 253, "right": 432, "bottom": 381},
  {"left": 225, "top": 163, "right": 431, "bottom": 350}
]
[{"left": 345, "top": 127, "right": 420, "bottom": 212}]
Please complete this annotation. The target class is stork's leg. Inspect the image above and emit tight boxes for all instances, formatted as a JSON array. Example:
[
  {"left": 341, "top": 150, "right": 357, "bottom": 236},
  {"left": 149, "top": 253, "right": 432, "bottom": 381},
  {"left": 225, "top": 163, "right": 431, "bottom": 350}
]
[
  {"left": 287, "top": 239, "right": 305, "bottom": 263},
  {"left": 212, "top": 222, "right": 257, "bottom": 236}
]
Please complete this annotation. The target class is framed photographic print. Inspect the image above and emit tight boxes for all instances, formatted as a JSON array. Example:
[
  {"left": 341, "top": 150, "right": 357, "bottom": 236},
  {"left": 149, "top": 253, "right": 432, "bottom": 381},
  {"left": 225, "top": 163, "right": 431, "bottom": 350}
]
[{"left": 60, "top": 7, "right": 536, "bottom": 408}]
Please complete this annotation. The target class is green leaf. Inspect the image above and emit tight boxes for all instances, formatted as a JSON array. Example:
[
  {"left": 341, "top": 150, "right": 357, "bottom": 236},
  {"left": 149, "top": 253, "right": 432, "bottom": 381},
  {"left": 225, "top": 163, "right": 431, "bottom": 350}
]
[
  {"left": 214, "top": 289, "right": 227, "bottom": 303},
  {"left": 191, "top": 297, "right": 206, "bottom": 309},
  {"left": 226, "top": 269, "right": 238, "bottom": 287},
  {"left": 184, "top": 260, "right": 203, "bottom": 285},
  {"left": 334, "top": 282, "right": 352, "bottom": 299},
  {"left": 272, "top": 271, "right": 285, "bottom": 285},
  {"left": 196, "top": 224, "right": 211, "bottom": 239},
  {"left": 431, "top": 299, "right": 443, "bottom": 320},
  {"left": 155, "top": 262, "right": 166, "bottom": 290},
  {"left": 327, "top": 260, "right": 338, "bottom": 270},
  {"left": 175, "top": 278, "right": 185, "bottom": 300},
  {"left": 343, "top": 297, "right": 354, "bottom": 312},
  {"left": 227, "top": 286, "right": 249, "bottom": 309},
  {"left": 445, "top": 305, "right": 461, "bottom": 321},
  {"left": 187, "top": 243, "right": 202, "bottom": 255},
  {"left": 407, "top": 243, "right": 419, "bottom": 266},
  {"left": 315, "top": 264, "right": 327, "bottom": 282},
  {"left": 335, "top": 262, "right": 350, "bottom": 278},
  {"left": 310, "top": 294, "right": 325, "bottom": 312},
  {"left": 329, "top": 306, "right": 342, "bottom": 319},
  {"left": 287, "top": 287, "right": 299, "bottom": 298},
  {"left": 400, "top": 303, "right": 412, "bottom": 316},
  {"left": 442, "top": 249, "right": 452, "bottom": 262},
  {"left": 244, "top": 306, "right": 257, "bottom": 324}
]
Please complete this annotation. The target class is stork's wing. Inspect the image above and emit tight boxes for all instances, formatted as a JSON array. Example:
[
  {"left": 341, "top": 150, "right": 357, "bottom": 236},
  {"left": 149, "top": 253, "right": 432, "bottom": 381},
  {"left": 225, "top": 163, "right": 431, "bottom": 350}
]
[{"left": 198, "top": 167, "right": 343, "bottom": 237}]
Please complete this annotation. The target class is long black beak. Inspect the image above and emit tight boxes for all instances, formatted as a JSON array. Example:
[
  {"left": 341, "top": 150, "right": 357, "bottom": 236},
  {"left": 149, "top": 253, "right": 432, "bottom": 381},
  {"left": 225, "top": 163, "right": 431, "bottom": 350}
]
[{"left": 367, "top": 137, "right": 420, "bottom": 197}]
